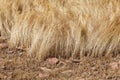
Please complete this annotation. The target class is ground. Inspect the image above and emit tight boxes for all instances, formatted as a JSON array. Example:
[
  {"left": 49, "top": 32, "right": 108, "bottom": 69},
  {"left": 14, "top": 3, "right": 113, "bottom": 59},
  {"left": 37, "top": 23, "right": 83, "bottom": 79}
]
[{"left": 0, "top": 38, "right": 120, "bottom": 80}]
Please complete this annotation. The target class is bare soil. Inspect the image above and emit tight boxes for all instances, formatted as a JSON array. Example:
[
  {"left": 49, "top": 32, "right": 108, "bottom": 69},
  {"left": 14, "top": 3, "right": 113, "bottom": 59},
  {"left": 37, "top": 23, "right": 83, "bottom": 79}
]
[{"left": 0, "top": 38, "right": 120, "bottom": 80}]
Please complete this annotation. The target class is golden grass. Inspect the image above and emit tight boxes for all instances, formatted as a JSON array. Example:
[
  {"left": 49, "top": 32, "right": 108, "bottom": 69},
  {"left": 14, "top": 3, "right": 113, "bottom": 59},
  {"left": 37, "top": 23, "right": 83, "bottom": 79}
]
[{"left": 0, "top": 0, "right": 120, "bottom": 60}]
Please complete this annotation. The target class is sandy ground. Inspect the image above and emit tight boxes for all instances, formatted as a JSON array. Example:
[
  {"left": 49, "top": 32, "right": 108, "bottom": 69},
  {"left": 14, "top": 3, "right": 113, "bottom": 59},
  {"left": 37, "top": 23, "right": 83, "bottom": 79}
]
[{"left": 0, "top": 37, "right": 120, "bottom": 80}]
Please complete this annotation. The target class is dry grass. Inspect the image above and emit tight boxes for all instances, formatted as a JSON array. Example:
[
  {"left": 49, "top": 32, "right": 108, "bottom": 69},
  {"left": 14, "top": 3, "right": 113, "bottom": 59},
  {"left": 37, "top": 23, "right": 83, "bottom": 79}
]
[
  {"left": 0, "top": 0, "right": 120, "bottom": 79},
  {"left": 0, "top": 0, "right": 120, "bottom": 60}
]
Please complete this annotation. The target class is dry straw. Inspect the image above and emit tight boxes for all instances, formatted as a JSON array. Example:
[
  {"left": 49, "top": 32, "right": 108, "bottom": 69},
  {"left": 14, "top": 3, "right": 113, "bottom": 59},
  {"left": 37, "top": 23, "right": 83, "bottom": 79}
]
[{"left": 0, "top": 0, "right": 120, "bottom": 60}]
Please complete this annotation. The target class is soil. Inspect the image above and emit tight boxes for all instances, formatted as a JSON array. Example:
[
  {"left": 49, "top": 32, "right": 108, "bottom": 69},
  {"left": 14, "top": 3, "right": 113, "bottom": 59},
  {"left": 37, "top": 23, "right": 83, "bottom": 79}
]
[{"left": 0, "top": 38, "right": 120, "bottom": 80}]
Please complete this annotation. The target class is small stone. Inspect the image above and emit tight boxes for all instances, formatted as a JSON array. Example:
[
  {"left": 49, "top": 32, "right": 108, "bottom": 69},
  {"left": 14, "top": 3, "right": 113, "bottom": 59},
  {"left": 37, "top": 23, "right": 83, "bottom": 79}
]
[
  {"left": 40, "top": 67, "right": 52, "bottom": 72},
  {"left": 38, "top": 72, "right": 49, "bottom": 78},
  {"left": 0, "top": 43, "right": 8, "bottom": 49},
  {"left": 61, "top": 70, "right": 73, "bottom": 77},
  {"left": 46, "top": 58, "right": 59, "bottom": 65},
  {"left": 109, "top": 62, "right": 118, "bottom": 70},
  {"left": 61, "top": 70, "right": 72, "bottom": 74}
]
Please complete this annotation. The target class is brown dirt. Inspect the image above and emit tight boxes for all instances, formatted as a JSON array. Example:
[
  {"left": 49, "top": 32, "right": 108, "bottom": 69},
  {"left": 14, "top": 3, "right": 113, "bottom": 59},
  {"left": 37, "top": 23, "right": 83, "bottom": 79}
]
[{"left": 0, "top": 38, "right": 120, "bottom": 80}]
